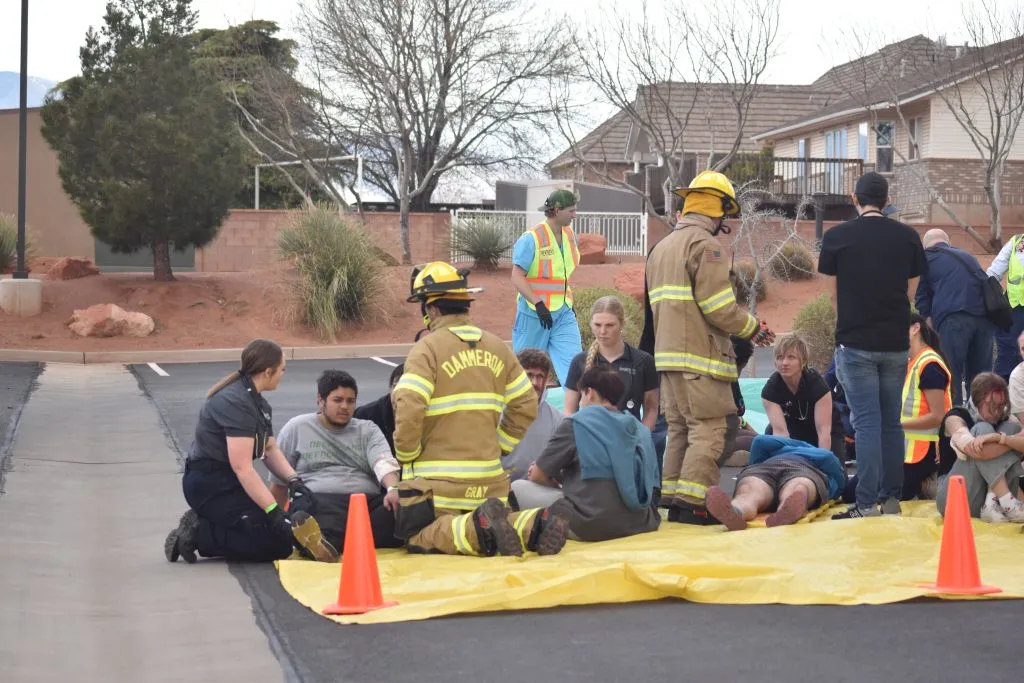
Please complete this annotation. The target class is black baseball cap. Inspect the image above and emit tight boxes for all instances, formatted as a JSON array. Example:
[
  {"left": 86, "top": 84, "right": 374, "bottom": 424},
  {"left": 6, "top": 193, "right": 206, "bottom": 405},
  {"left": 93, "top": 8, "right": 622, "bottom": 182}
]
[{"left": 854, "top": 172, "right": 889, "bottom": 205}]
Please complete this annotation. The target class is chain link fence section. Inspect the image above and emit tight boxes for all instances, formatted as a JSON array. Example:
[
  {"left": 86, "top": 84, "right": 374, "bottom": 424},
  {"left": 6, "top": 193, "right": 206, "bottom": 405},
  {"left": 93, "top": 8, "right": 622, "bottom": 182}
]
[{"left": 449, "top": 210, "right": 648, "bottom": 263}]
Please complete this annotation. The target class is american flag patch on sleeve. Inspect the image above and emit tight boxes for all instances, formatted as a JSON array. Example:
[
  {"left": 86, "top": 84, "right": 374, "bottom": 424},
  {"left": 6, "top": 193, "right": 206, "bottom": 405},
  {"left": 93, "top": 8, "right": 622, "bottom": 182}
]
[{"left": 705, "top": 248, "right": 722, "bottom": 262}]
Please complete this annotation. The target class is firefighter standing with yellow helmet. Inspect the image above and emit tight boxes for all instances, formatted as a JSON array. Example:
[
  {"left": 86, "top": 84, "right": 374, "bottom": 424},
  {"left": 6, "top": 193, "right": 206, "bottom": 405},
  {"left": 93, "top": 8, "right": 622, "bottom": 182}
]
[
  {"left": 640, "top": 171, "right": 767, "bottom": 525},
  {"left": 392, "top": 261, "right": 573, "bottom": 556}
]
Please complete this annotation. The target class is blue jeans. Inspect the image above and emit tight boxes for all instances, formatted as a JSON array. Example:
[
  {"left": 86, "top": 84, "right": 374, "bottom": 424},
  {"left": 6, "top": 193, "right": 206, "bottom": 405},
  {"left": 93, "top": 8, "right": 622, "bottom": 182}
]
[
  {"left": 834, "top": 345, "right": 908, "bottom": 509},
  {"left": 993, "top": 306, "right": 1024, "bottom": 380},
  {"left": 937, "top": 312, "right": 995, "bottom": 405}
]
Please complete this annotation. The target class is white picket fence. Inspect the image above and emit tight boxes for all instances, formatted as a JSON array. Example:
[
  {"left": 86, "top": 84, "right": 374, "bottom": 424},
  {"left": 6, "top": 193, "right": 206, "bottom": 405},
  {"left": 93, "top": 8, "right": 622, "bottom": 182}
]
[{"left": 449, "top": 210, "right": 648, "bottom": 263}]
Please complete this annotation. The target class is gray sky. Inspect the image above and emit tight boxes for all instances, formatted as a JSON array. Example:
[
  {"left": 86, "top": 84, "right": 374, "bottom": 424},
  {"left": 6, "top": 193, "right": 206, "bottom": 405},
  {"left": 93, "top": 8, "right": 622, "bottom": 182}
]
[{"left": 0, "top": 0, "right": 1008, "bottom": 83}]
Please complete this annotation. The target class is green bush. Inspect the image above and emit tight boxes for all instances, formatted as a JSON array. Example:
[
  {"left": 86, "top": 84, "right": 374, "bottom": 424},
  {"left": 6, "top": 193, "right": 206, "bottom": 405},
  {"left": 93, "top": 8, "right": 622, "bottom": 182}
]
[
  {"left": 0, "top": 213, "right": 35, "bottom": 273},
  {"left": 278, "top": 205, "right": 387, "bottom": 340},
  {"left": 767, "top": 241, "right": 816, "bottom": 281},
  {"left": 731, "top": 260, "right": 768, "bottom": 306},
  {"left": 791, "top": 294, "right": 836, "bottom": 372},
  {"left": 573, "top": 287, "right": 645, "bottom": 349},
  {"left": 450, "top": 219, "right": 515, "bottom": 271}
]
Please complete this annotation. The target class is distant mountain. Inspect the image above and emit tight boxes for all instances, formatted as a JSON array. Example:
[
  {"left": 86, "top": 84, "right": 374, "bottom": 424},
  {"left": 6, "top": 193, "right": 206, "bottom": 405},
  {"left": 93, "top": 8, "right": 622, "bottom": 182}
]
[{"left": 0, "top": 72, "right": 58, "bottom": 109}]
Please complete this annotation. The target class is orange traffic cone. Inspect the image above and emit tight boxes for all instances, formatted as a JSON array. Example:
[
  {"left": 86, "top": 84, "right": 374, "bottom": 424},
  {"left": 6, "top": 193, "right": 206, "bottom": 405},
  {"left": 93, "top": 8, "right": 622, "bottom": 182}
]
[
  {"left": 323, "top": 493, "right": 398, "bottom": 615},
  {"left": 920, "top": 475, "right": 1002, "bottom": 595}
]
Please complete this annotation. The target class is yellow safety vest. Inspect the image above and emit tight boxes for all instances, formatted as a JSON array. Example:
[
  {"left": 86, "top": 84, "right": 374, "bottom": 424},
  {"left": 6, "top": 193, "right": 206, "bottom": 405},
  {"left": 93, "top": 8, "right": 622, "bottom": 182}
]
[
  {"left": 1006, "top": 234, "right": 1024, "bottom": 307},
  {"left": 901, "top": 347, "right": 952, "bottom": 464},
  {"left": 519, "top": 221, "right": 579, "bottom": 312}
]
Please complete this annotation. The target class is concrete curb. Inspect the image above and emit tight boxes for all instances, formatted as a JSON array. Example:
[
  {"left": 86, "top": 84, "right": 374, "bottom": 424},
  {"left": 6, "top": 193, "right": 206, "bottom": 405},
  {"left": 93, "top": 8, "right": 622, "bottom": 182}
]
[{"left": 0, "top": 341, "right": 517, "bottom": 365}]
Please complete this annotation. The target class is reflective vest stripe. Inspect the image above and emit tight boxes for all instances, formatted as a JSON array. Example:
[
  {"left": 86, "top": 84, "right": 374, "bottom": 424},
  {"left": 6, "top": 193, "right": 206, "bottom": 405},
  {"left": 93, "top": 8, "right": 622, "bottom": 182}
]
[
  {"left": 497, "top": 426, "right": 520, "bottom": 453},
  {"left": 449, "top": 325, "right": 483, "bottom": 342},
  {"left": 901, "top": 348, "right": 952, "bottom": 464},
  {"left": 451, "top": 513, "right": 482, "bottom": 555},
  {"left": 512, "top": 508, "right": 539, "bottom": 551},
  {"left": 698, "top": 287, "right": 737, "bottom": 315},
  {"left": 395, "top": 373, "right": 434, "bottom": 402},
  {"left": 738, "top": 314, "right": 760, "bottom": 339},
  {"left": 674, "top": 479, "right": 708, "bottom": 500},
  {"left": 401, "top": 458, "right": 506, "bottom": 480},
  {"left": 649, "top": 285, "right": 695, "bottom": 303},
  {"left": 425, "top": 393, "right": 506, "bottom": 417},
  {"left": 504, "top": 372, "right": 533, "bottom": 404},
  {"left": 1008, "top": 234, "right": 1024, "bottom": 306},
  {"left": 395, "top": 443, "right": 422, "bottom": 463},
  {"left": 434, "top": 494, "right": 508, "bottom": 512},
  {"left": 520, "top": 222, "right": 576, "bottom": 311},
  {"left": 654, "top": 352, "right": 738, "bottom": 380}
]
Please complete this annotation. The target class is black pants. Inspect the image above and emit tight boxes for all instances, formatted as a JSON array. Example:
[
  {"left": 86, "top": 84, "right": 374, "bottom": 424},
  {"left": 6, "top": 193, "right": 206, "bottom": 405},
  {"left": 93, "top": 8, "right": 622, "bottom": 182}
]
[
  {"left": 183, "top": 461, "right": 293, "bottom": 562},
  {"left": 291, "top": 491, "right": 403, "bottom": 551}
]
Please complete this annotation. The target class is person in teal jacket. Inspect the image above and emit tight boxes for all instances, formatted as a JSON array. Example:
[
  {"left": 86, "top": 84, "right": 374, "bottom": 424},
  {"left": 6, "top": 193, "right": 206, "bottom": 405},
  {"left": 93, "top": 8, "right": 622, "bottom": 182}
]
[{"left": 705, "top": 434, "right": 846, "bottom": 531}]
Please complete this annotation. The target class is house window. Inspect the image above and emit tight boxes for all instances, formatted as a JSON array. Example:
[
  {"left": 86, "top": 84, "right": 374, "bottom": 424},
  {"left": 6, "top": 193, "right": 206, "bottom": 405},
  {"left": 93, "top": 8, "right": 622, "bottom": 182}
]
[
  {"left": 797, "top": 137, "right": 809, "bottom": 193},
  {"left": 874, "top": 121, "right": 894, "bottom": 172},
  {"left": 825, "top": 128, "right": 847, "bottom": 194},
  {"left": 908, "top": 117, "right": 922, "bottom": 160},
  {"left": 858, "top": 123, "right": 868, "bottom": 161}
]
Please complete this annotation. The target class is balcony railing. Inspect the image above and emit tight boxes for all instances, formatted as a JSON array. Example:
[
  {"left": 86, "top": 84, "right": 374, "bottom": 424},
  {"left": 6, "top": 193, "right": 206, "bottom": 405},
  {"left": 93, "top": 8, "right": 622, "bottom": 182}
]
[{"left": 719, "top": 154, "right": 865, "bottom": 201}]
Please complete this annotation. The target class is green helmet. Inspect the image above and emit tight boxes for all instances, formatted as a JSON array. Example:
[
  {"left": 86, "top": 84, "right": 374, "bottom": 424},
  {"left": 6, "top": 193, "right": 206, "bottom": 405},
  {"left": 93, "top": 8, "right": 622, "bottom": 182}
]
[{"left": 540, "top": 188, "right": 578, "bottom": 212}]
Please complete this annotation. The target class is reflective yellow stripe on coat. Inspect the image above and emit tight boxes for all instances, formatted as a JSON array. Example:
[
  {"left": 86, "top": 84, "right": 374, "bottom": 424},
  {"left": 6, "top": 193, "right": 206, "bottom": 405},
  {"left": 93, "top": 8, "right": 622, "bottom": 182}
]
[{"left": 901, "top": 347, "right": 952, "bottom": 464}]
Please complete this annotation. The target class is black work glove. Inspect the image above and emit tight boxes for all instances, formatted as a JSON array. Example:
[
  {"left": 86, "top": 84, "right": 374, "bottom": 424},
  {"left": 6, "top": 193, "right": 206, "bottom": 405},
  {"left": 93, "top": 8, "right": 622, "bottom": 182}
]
[
  {"left": 287, "top": 476, "right": 317, "bottom": 515},
  {"left": 266, "top": 505, "right": 293, "bottom": 539},
  {"left": 535, "top": 302, "right": 554, "bottom": 330}
]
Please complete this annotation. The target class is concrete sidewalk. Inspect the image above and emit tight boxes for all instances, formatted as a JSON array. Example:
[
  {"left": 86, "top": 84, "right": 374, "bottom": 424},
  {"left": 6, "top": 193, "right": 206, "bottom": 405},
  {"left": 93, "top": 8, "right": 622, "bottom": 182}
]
[{"left": 0, "top": 364, "right": 282, "bottom": 683}]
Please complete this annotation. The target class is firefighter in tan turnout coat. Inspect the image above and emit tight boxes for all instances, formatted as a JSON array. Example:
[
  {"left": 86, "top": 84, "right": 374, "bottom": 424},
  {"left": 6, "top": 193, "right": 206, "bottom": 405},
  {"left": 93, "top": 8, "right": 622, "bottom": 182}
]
[
  {"left": 392, "top": 261, "right": 572, "bottom": 556},
  {"left": 641, "top": 171, "right": 767, "bottom": 525}
]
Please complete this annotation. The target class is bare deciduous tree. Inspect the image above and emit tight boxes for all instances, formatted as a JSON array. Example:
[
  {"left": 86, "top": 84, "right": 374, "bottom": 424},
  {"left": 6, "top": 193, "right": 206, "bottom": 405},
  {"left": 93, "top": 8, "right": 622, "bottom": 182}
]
[
  {"left": 552, "top": 0, "right": 780, "bottom": 227},
  {"left": 923, "top": 2, "right": 1024, "bottom": 245},
  {"left": 297, "top": 0, "right": 576, "bottom": 264}
]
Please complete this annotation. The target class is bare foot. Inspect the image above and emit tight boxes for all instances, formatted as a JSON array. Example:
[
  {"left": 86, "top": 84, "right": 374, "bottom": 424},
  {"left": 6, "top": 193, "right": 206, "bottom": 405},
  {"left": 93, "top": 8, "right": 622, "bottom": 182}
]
[
  {"left": 766, "top": 489, "right": 808, "bottom": 528},
  {"left": 705, "top": 486, "right": 747, "bottom": 531}
]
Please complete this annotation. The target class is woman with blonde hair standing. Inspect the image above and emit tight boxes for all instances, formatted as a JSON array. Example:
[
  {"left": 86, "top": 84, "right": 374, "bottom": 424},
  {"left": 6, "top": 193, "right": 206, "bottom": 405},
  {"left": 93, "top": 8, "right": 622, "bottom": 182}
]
[{"left": 563, "top": 296, "right": 659, "bottom": 431}]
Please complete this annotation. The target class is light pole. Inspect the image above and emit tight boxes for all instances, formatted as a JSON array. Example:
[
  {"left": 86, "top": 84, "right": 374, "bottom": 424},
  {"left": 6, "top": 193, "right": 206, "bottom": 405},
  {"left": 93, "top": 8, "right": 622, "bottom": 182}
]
[{"left": 14, "top": 0, "right": 29, "bottom": 279}]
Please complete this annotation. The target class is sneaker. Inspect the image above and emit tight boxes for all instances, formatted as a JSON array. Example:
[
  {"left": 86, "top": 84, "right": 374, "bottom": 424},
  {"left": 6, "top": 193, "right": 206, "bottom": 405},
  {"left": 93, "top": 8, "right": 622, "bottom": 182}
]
[
  {"left": 472, "top": 498, "right": 523, "bottom": 557},
  {"left": 879, "top": 497, "right": 902, "bottom": 515},
  {"left": 289, "top": 511, "right": 340, "bottom": 563},
  {"left": 705, "top": 486, "right": 747, "bottom": 531},
  {"left": 981, "top": 494, "right": 1009, "bottom": 523},
  {"left": 164, "top": 509, "right": 199, "bottom": 564},
  {"left": 1000, "top": 496, "right": 1024, "bottom": 523},
  {"left": 766, "top": 488, "right": 808, "bottom": 528},
  {"left": 670, "top": 502, "right": 720, "bottom": 526},
  {"left": 831, "top": 505, "right": 880, "bottom": 520},
  {"left": 534, "top": 498, "right": 573, "bottom": 556}
]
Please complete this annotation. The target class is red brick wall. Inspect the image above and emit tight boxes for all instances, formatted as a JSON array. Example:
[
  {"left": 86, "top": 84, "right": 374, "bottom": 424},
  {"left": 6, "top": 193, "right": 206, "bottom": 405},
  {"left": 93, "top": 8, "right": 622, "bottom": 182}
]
[
  {"left": 892, "top": 158, "right": 1024, "bottom": 226},
  {"left": 196, "top": 209, "right": 452, "bottom": 272}
]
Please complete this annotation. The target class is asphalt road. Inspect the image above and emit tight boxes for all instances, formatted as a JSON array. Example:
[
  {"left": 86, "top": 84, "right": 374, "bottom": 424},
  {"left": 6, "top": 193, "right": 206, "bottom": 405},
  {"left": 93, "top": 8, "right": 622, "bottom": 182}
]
[
  {"left": 0, "top": 362, "right": 42, "bottom": 494},
  {"left": 128, "top": 356, "right": 1024, "bottom": 683}
]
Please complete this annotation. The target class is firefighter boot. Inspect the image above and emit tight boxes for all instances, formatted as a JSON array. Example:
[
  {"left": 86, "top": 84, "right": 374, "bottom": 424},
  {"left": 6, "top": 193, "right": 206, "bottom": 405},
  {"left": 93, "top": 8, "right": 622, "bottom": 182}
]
[
  {"left": 164, "top": 509, "right": 200, "bottom": 564},
  {"left": 670, "top": 501, "right": 720, "bottom": 526},
  {"left": 532, "top": 498, "right": 573, "bottom": 556},
  {"left": 472, "top": 498, "right": 523, "bottom": 557},
  {"left": 290, "top": 511, "right": 341, "bottom": 563}
]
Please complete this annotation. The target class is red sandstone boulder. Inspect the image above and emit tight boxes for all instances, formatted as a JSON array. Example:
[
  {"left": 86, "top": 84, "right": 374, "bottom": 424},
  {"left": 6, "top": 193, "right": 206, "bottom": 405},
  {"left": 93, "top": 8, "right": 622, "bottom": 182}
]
[
  {"left": 67, "top": 304, "right": 155, "bottom": 338},
  {"left": 614, "top": 264, "right": 645, "bottom": 304},
  {"left": 48, "top": 257, "right": 99, "bottom": 281},
  {"left": 576, "top": 233, "right": 607, "bottom": 265}
]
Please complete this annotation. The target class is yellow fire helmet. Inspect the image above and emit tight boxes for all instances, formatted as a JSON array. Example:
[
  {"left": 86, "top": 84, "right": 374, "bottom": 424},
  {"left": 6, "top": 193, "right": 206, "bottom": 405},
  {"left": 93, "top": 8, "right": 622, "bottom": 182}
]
[
  {"left": 407, "top": 261, "right": 484, "bottom": 304},
  {"left": 672, "top": 170, "right": 741, "bottom": 217}
]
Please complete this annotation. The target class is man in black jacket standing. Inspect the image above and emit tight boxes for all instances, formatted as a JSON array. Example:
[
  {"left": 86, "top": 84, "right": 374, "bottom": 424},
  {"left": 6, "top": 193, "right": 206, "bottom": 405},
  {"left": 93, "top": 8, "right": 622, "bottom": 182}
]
[
  {"left": 353, "top": 362, "right": 404, "bottom": 455},
  {"left": 915, "top": 229, "right": 994, "bottom": 405}
]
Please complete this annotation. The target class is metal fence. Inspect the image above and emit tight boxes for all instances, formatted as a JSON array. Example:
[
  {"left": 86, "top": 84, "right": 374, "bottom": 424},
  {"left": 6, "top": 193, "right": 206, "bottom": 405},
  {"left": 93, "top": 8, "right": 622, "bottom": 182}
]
[{"left": 449, "top": 210, "right": 647, "bottom": 263}]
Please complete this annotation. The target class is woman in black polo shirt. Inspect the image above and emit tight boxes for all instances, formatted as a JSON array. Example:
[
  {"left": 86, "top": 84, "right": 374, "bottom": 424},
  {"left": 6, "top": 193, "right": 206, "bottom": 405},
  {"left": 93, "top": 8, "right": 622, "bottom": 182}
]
[
  {"left": 563, "top": 296, "right": 659, "bottom": 430},
  {"left": 761, "top": 333, "right": 846, "bottom": 464},
  {"left": 163, "top": 339, "right": 337, "bottom": 564}
]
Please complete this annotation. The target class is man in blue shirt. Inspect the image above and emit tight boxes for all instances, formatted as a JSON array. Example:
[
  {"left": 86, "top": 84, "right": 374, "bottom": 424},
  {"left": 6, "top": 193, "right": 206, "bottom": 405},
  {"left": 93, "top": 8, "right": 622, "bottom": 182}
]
[
  {"left": 915, "top": 228, "right": 994, "bottom": 405},
  {"left": 509, "top": 189, "right": 583, "bottom": 386}
]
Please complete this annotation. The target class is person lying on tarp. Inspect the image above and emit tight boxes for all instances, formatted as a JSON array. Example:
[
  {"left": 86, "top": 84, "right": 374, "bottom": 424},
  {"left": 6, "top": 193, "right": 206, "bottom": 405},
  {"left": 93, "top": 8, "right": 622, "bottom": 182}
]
[
  {"left": 509, "top": 366, "right": 661, "bottom": 542},
  {"left": 353, "top": 362, "right": 404, "bottom": 456},
  {"left": 704, "top": 434, "right": 846, "bottom": 531},
  {"left": 268, "top": 370, "right": 405, "bottom": 553}
]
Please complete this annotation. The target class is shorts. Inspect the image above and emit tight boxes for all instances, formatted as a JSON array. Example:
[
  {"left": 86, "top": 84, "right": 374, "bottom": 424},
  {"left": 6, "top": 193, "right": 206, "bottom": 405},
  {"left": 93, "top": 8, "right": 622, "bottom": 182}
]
[{"left": 736, "top": 458, "right": 828, "bottom": 510}]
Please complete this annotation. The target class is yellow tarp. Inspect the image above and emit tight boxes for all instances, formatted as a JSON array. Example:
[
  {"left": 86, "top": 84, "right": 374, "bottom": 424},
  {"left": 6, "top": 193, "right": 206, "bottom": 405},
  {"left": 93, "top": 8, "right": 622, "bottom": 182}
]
[{"left": 276, "top": 501, "right": 1024, "bottom": 624}]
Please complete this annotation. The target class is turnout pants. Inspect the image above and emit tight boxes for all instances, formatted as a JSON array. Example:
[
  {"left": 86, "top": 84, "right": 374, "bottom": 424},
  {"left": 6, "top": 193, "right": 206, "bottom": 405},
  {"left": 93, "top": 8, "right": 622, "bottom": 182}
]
[
  {"left": 395, "top": 476, "right": 542, "bottom": 555},
  {"left": 182, "top": 461, "right": 293, "bottom": 562},
  {"left": 659, "top": 371, "right": 734, "bottom": 507}
]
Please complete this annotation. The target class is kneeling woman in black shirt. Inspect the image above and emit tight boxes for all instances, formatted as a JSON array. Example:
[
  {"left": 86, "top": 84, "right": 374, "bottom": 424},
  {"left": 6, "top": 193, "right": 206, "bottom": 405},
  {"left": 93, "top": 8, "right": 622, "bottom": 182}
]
[
  {"left": 761, "top": 334, "right": 845, "bottom": 464},
  {"left": 164, "top": 339, "right": 338, "bottom": 564}
]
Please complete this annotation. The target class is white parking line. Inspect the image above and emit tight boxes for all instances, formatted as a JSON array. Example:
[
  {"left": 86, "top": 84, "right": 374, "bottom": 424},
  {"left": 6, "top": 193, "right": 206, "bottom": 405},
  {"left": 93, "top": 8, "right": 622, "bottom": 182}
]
[
  {"left": 370, "top": 356, "right": 398, "bottom": 367},
  {"left": 147, "top": 362, "right": 169, "bottom": 377}
]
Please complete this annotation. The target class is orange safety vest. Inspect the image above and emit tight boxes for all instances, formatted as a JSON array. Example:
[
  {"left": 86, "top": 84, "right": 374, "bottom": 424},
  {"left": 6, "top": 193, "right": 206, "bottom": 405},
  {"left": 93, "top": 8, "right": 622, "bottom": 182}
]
[
  {"left": 901, "top": 347, "right": 952, "bottom": 464},
  {"left": 519, "top": 221, "right": 579, "bottom": 312}
]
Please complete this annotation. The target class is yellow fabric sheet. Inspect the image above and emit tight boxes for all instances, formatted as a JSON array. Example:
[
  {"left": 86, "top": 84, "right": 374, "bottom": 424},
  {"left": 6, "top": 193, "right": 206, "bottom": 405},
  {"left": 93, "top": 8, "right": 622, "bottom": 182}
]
[{"left": 276, "top": 502, "right": 1024, "bottom": 624}]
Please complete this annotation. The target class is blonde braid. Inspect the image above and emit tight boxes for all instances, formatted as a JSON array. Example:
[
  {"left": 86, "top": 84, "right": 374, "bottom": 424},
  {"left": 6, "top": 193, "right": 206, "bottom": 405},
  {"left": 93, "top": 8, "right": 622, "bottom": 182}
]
[{"left": 584, "top": 340, "right": 601, "bottom": 372}]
